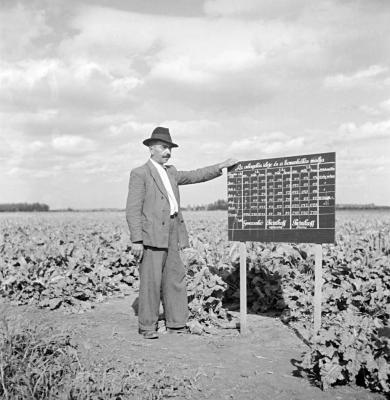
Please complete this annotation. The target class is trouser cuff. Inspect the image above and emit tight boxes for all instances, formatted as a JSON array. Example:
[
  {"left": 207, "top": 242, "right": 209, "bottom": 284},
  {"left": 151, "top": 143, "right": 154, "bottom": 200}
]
[
  {"left": 138, "top": 323, "right": 158, "bottom": 331},
  {"left": 165, "top": 321, "right": 187, "bottom": 328}
]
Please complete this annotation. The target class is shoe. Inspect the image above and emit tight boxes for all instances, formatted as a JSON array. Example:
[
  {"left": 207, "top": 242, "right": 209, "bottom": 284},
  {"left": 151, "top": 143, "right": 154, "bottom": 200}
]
[
  {"left": 167, "top": 327, "right": 188, "bottom": 334},
  {"left": 138, "top": 329, "right": 159, "bottom": 339}
]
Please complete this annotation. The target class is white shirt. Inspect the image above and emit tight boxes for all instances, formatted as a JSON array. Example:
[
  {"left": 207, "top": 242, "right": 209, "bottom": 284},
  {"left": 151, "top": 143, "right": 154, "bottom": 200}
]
[{"left": 150, "top": 158, "right": 179, "bottom": 215}]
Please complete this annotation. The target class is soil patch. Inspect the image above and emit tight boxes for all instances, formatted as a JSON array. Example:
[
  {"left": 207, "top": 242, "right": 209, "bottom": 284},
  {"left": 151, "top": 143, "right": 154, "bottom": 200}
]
[{"left": 6, "top": 293, "right": 385, "bottom": 400}]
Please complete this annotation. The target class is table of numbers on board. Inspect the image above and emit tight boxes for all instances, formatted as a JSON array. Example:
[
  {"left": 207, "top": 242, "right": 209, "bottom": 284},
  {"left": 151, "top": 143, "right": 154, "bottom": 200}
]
[{"left": 227, "top": 152, "right": 336, "bottom": 243}]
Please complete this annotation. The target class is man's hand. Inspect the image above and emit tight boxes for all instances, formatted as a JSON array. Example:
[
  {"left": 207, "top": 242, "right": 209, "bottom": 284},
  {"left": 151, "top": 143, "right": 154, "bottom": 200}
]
[
  {"left": 131, "top": 242, "right": 144, "bottom": 261},
  {"left": 219, "top": 158, "right": 238, "bottom": 170}
]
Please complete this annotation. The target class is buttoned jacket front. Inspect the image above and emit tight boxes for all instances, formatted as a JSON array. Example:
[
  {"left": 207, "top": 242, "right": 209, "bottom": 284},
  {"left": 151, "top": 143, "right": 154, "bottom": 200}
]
[{"left": 126, "top": 160, "right": 222, "bottom": 249}]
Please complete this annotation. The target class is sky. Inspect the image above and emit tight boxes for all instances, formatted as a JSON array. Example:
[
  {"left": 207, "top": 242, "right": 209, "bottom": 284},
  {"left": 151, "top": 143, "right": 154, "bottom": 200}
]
[{"left": 1, "top": 0, "right": 390, "bottom": 209}]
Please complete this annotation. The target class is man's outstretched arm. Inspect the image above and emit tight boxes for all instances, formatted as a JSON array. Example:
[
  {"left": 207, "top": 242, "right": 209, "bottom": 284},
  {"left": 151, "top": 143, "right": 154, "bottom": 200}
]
[{"left": 176, "top": 158, "right": 237, "bottom": 185}]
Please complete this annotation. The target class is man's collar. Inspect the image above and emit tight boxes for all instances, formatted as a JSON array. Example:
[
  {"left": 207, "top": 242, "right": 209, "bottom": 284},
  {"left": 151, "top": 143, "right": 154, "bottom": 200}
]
[{"left": 150, "top": 158, "right": 167, "bottom": 170}]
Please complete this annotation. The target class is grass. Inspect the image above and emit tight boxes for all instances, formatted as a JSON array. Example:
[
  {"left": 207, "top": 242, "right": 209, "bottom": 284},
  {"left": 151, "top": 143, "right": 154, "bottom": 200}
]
[
  {"left": 0, "top": 308, "right": 79, "bottom": 399},
  {"left": 0, "top": 307, "right": 196, "bottom": 399}
]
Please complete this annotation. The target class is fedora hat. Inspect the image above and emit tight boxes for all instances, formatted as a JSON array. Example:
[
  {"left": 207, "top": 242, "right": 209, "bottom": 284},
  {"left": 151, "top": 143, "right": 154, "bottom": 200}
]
[{"left": 143, "top": 127, "right": 178, "bottom": 148}]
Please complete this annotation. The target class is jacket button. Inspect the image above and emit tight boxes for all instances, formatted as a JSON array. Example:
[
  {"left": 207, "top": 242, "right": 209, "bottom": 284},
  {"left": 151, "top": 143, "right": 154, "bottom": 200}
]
[
  {"left": 161, "top": 196, "right": 164, "bottom": 199},
  {"left": 162, "top": 222, "right": 165, "bottom": 225}
]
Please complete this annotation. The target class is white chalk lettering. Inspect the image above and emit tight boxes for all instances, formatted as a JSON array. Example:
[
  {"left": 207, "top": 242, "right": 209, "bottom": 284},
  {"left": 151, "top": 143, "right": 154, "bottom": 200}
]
[
  {"left": 284, "top": 158, "right": 309, "bottom": 166},
  {"left": 266, "top": 219, "right": 287, "bottom": 227},
  {"left": 310, "top": 156, "right": 325, "bottom": 163},
  {"left": 292, "top": 219, "right": 316, "bottom": 228},
  {"left": 243, "top": 220, "right": 265, "bottom": 226}
]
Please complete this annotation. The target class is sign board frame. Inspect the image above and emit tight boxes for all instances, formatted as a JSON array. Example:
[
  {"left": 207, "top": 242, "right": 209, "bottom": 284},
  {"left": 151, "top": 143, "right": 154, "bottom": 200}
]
[
  {"left": 228, "top": 152, "right": 335, "bottom": 244},
  {"left": 227, "top": 152, "right": 336, "bottom": 337}
]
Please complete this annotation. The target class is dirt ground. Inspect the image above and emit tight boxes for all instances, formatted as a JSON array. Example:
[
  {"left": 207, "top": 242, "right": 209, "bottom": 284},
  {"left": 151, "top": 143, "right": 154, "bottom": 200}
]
[{"left": 11, "top": 292, "right": 386, "bottom": 400}]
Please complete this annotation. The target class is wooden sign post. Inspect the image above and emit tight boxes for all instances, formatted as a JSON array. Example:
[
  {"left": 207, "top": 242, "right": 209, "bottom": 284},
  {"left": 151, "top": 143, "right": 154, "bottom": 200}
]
[
  {"left": 240, "top": 242, "right": 247, "bottom": 335},
  {"left": 313, "top": 244, "right": 323, "bottom": 336},
  {"left": 227, "top": 152, "right": 336, "bottom": 337}
]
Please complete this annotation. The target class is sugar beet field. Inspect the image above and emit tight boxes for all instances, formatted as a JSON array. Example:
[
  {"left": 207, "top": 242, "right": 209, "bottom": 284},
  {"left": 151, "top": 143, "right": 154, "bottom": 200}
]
[{"left": 0, "top": 210, "right": 389, "bottom": 399}]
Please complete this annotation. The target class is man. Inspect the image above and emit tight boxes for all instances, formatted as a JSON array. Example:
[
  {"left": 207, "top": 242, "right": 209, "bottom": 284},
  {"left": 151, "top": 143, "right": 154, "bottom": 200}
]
[{"left": 126, "top": 126, "right": 236, "bottom": 339}]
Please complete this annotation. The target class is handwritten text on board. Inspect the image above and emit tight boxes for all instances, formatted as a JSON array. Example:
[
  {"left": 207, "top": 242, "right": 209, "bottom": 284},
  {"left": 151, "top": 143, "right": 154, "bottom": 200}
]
[{"left": 227, "top": 152, "right": 335, "bottom": 243}]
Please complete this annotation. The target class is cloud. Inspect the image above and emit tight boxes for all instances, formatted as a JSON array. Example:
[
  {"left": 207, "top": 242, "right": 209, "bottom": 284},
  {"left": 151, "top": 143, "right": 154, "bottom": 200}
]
[
  {"left": 203, "top": 0, "right": 308, "bottom": 20},
  {"left": 0, "top": 131, "right": 131, "bottom": 186},
  {"left": 1, "top": 1, "right": 390, "bottom": 207},
  {"left": 356, "top": 98, "right": 390, "bottom": 117},
  {"left": 0, "top": 3, "right": 52, "bottom": 61},
  {"left": 358, "top": 105, "right": 382, "bottom": 117},
  {"left": 338, "top": 155, "right": 390, "bottom": 174},
  {"left": 149, "top": 57, "right": 213, "bottom": 85},
  {"left": 0, "top": 109, "right": 59, "bottom": 130},
  {"left": 0, "top": 58, "right": 141, "bottom": 114},
  {"left": 51, "top": 135, "right": 96, "bottom": 154},
  {"left": 1, "top": 2, "right": 353, "bottom": 123},
  {"left": 0, "top": 59, "right": 57, "bottom": 90},
  {"left": 380, "top": 98, "right": 390, "bottom": 113},
  {"left": 227, "top": 132, "right": 305, "bottom": 157},
  {"left": 324, "top": 65, "right": 388, "bottom": 89},
  {"left": 337, "top": 119, "right": 390, "bottom": 141},
  {"left": 58, "top": 6, "right": 159, "bottom": 71},
  {"left": 108, "top": 119, "right": 153, "bottom": 138},
  {"left": 52, "top": 5, "right": 325, "bottom": 116},
  {"left": 0, "top": 133, "right": 53, "bottom": 179}
]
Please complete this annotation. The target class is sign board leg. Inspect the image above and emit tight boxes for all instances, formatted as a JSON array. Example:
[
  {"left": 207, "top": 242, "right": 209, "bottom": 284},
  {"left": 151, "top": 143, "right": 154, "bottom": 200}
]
[
  {"left": 240, "top": 242, "right": 247, "bottom": 335},
  {"left": 313, "top": 244, "right": 323, "bottom": 337}
]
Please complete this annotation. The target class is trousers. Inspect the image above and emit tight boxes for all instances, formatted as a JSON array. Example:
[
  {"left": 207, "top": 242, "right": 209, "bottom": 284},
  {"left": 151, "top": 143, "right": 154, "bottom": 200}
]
[{"left": 138, "top": 215, "right": 188, "bottom": 331}]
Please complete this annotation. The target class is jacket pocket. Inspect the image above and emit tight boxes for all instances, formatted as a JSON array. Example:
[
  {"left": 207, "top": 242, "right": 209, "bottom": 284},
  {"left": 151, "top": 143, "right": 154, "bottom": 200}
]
[{"left": 142, "top": 220, "right": 152, "bottom": 232}]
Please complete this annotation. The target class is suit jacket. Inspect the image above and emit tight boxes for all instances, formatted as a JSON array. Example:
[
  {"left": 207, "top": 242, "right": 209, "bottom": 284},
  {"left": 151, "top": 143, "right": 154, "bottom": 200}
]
[{"left": 126, "top": 160, "right": 222, "bottom": 249}]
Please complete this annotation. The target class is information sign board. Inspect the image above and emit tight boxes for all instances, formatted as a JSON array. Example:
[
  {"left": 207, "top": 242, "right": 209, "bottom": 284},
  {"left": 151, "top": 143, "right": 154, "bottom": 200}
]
[{"left": 228, "top": 152, "right": 335, "bottom": 243}]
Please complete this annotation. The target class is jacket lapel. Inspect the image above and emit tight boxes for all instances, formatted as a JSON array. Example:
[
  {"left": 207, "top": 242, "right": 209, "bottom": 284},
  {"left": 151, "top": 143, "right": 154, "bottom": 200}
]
[{"left": 146, "top": 160, "right": 169, "bottom": 199}]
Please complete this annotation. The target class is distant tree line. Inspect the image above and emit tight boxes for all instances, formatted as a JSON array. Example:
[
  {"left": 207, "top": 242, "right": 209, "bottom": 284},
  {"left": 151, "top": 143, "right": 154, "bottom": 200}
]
[
  {"left": 183, "top": 200, "right": 389, "bottom": 212},
  {"left": 0, "top": 203, "right": 50, "bottom": 212},
  {"left": 184, "top": 199, "right": 228, "bottom": 211},
  {"left": 336, "top": 203, "right": 390, "bottom": 209}
]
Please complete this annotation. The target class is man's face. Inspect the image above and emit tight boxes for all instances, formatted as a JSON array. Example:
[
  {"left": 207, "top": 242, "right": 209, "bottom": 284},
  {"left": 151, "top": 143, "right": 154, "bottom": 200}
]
[{"left": 150, "top": 140, "right": 173, "bottom": 165}]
